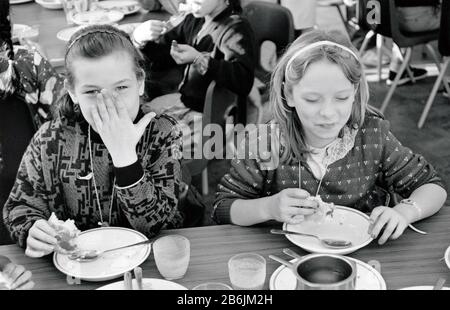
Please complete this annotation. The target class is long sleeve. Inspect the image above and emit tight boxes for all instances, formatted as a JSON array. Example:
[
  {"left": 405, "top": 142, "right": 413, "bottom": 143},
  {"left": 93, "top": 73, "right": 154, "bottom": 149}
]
[
  {"left": 213, "top": 138, "right": 269, "bottom": 224},
  {"left": 3, "top": 125, "right": 52, "bottom": 248},
  {"left": 115, "top": 115, "right": 184, "bottom": 237},
  {"left": 205, "top": 20, "right": 256, "bottom": 97},
  {"left": 377, "top": 119, "right": 446, "bottom": 197}
]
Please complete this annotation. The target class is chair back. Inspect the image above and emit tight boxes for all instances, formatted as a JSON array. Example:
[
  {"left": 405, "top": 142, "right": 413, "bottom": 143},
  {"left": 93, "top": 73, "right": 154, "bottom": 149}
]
[
  {"left": 0, "top": 95, "right": 37, "bottom": 245},
  {"left": 439, "top": 0, "right": 450, "bottom": 56},
  {"left": 183, "top": 80, "right": 238, "bottom": 176},
  {"left": 242, "top": 1, "right": 295, "bottom": 68},
  {"left": 367, "top": 0, "right": 438, "bottom": 48}
]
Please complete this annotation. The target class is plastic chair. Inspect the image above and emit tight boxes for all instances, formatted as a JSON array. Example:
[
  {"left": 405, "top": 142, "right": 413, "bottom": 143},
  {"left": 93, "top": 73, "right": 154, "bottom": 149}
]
[
  {"left": 242, "top": 1, "right": 295, "bottom": 123},
  {"left": 367, "top": 0, "right": 440, "bottom": 113},
  {"left": 183, "top": 80, "right": 238, "bottom": 195},
  {"left": 0, "top": 95, "right": 37, "bottom": 245},
  {"left": 418, "top": 1, "right": 450, "bottom": 128},
  {"left": 317, "top": 0, "right": 347, "bottom": 28}
]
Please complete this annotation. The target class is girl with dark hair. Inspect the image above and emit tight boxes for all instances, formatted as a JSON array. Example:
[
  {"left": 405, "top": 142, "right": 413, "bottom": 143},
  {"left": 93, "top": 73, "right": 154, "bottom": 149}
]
[
  {"left": 3, "top": 25, "right": 184, "bottom": 258},
  {"left": 214, "top": 30, "right": 446, "bottom": 246},
  {"left": 133, "top": 0, "right": 255, "bottom": 156}
]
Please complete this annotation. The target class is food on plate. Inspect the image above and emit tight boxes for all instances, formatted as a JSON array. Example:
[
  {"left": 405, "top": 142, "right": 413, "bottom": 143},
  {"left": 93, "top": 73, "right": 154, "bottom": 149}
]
[
  {"left": 304, "top": 195, "right": 335, "bottom": 223},
  {"left": 48, "top": 212, "right": 80, "bottom": 254}
]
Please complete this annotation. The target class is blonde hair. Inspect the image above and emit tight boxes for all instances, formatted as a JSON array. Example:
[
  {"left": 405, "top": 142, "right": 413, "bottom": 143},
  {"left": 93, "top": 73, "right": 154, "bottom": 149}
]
[{"left": 270, "top": 29, "right": 376, "bottom": 163}]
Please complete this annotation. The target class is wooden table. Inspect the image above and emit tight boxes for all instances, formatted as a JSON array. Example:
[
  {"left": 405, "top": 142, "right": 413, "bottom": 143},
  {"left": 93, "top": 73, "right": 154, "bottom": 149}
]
[
  {"left": 1, "top": 205, "right": 449, "bottom": 290},
  {"left": 10, "top": 1, "right": 170, "bottom": 65}
]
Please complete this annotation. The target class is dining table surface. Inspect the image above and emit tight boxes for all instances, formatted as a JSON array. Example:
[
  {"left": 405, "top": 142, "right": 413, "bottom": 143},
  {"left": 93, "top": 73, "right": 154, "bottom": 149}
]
[
  {"left": 10, "top": 0, "right": 171, "bottom": 66},
  {"left": 0, "top": 204, "right": 449, "bottom": 290}
]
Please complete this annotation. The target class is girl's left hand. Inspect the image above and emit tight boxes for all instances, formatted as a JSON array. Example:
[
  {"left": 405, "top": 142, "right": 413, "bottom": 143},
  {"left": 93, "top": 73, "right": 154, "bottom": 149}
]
[
  {"left": 2, "top": 263, "right": 34, "bottom": 290},
  {"left": 91, "top": 89, "right": 156, "bottom": 167},
  {"left": 170, "top": 42, "right": 201, "bottom": 65},
  {"left": 368, "top": 206, "right": 409, "bottom": 245}
]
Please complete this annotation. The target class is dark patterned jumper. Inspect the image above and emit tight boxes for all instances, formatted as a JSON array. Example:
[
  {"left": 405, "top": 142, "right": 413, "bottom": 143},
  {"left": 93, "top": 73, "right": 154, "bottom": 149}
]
[
  {"left": 213, "top": 116, "right": 446, "bottom": 224},
  {"left": 3, "top": 113, "right": 184, "bottom": 248}
]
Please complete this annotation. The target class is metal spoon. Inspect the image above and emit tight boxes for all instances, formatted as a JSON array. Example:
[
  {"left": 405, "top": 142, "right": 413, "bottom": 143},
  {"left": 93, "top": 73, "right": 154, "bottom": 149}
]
[
  {"left": 68, "top": 239, "right": 152, "bottom": 262},
  {"left": 270, "top": 229, "right": 352, "bottom": 249}
]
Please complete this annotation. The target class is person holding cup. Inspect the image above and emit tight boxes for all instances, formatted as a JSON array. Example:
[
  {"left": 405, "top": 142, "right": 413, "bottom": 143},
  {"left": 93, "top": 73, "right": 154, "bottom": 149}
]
[{"left": 213, "top": 29, "right": 447, "bottom": 246}]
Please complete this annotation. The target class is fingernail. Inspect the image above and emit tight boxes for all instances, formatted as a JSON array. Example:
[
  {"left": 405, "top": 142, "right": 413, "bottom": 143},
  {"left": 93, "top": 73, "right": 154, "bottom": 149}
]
[{"left": 149, "top": 112, "right": 156, "bottom": 118}]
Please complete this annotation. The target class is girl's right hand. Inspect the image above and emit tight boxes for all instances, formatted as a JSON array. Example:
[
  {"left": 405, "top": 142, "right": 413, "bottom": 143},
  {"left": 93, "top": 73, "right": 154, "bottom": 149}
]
[
  {"left": 269, "top": 188, "right": 319, "bottom": 224},
  {"left": 25, "top": 219, "right": 57, "bottom": 258},
  {"left": 133, "top": 20, "right": 167, "bottom": 44}
]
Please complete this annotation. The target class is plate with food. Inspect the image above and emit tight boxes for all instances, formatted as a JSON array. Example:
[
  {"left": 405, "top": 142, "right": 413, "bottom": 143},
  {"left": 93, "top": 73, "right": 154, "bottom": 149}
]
[
  {"left": 56, "top": 25, "right": 86, "bottom": 42},
  {"left": 35, "top": 0, "right": 62, "bottom": 9},
  {"left": 270, "top": 257, "right": 386, "bottom": 290},
  {"left": 283, "top": 197, "right": 373, "bottom": 255},
  {"left": 96, "top": 0, "right": 141, "bottom": 15},
  {"left": 53, "top": 222, "right": 151, "bottom": 282},
  {"left": 97, "top": 278, "right": 187, "bottom": 290},
  {"left": 71, "top": 10, "right": 124, "bottom": 26}
]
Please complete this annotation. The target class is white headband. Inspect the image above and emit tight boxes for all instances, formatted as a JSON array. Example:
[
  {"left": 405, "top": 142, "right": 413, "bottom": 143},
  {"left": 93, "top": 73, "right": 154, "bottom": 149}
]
[{"left": 285, "top": 40, "right": 360, "bottom": 75}]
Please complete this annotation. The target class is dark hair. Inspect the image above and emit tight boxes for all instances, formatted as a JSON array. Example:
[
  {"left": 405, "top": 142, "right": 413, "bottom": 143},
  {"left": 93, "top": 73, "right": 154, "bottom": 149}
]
[
  {"left": 0, "top": 0, "right": 14, "bottom": 59},
  {"left": 59, "top": 24, "right": 145, "bottom": 119},
  {"left": 228, "top": 0, "right": 242, "bottom": 14}
]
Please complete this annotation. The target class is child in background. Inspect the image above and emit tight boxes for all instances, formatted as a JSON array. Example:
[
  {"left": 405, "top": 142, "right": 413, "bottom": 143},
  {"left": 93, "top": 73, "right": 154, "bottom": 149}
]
[
  {"left": 213, "top": 30, "right": 447, "bottom": 245},
  {"left": 3, "top": 25, "right": 184, "bottom": 258}
]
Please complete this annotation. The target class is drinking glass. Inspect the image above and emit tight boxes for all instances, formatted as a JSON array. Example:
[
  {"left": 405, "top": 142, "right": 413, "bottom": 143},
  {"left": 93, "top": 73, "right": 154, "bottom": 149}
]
[
  {"left": 61, "top": 0, "right": 76, "bottom": 25},
  {"left": 192, "top": 282, "right": 233, "bottom": 290},
  {"left": 153, "top": 235, "right": 190, "bottom": 280},
  {"left": 228, "top": 253, "right": 266, "bottom": 290}
]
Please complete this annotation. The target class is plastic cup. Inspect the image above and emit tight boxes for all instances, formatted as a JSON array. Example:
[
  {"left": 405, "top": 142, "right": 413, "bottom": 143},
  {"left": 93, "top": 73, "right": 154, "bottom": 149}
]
[
  {"left": 228, "top": 253, "right": 266, "bottom": 290},
  {"left": 153, "top": 235, "right": 190, "bottom": 280},
  {"left": 192, "top": 282, "right": 233, "bottom": 290}
]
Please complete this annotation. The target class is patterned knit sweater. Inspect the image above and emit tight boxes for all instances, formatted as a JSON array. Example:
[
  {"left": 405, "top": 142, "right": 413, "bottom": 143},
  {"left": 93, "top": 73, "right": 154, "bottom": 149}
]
[
  {"left": 3, "top": 113, "right": 184, "bottom": 248},
  {"left": 213, "top": 115, "right": 445, "bottom": 224}
]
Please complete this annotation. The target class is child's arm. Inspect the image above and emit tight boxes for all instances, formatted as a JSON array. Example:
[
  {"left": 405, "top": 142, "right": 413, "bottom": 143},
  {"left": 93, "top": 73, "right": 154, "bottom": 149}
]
[{"left": 115, "top": 115, "right": 184, "bottom": 237}]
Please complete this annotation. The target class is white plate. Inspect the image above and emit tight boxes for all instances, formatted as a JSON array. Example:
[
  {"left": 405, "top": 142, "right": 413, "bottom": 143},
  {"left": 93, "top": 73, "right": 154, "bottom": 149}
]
[
  {"left": 97, "top": 278, "right": 188, "bottom": 290},
  {"left": 10, "top": 0, "right": 34, "bottom": 4},
  {"left": 96, "top": 0, "right": 141, "bottom": 15},
  {"left": 35, "top": 0, "right": 62, "bottom": 9},
  {"left": 71, "top": 10, "right": 124, "bottom": 26},
  {"left": 116, "top": 22, "right": 142, "bottom": 35},
  {"left": 12, "top": 24, "right": 32, "bottom": 43},
  {"left": 56, "top": 26, "right": 85, "bottom": 42},
  {"left": 53, "top": 227, "right": 151, "bottom": 282},
  {"left": 270, "top": 257, "right": 386, "bottom": 290},
  {"left": 284, "top": 205, "right": 373, "bottom": 255},
  {"left": 400, "top": 286, "right": 450, "bottom": 290},
  {"left": 445, "top": 246, "right": 450, "bottom": 270}
]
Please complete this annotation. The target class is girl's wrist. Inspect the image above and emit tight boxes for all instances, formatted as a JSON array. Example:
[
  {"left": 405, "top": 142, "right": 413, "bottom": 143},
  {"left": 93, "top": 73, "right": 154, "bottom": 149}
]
[
  {"left": 111, "top": 150, "right": 138, "bottom": 168},
  {"left": 393, "top": 202, "right": 418, "bottom": 224}
]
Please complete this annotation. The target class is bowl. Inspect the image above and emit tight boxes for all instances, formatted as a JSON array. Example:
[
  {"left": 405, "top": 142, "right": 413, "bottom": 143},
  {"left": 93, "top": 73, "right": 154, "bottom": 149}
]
[{"left": 36, "top": 0, "right": 63, "bottom": 10}]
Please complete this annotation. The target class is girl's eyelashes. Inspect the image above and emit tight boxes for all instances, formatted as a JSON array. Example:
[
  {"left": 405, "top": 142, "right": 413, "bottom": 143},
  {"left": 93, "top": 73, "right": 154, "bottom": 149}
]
[
  {"left": 336, "top": 96, "right": 350, "bottom": 101},
  {"left": 116, "top": 85, "right": 128, "bottom": 91},
  {"left": 84, "top": 89, "right": 101, "bottom": 95}
]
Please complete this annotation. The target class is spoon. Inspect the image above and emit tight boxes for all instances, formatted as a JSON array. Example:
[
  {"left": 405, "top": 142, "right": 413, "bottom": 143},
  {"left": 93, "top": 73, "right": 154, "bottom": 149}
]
[
  {"left": 270, "top": 229, "right": 352, "bottom": 248},
  {"left": 68, "top": 239, "right": 152, "bottom": 262},
  {"left": 433, "top": 277, "right": 446, "bottom": 290}
]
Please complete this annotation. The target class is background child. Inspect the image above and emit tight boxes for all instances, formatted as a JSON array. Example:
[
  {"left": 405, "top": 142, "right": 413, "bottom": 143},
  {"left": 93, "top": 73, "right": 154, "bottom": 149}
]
[
  {"left": 3, "top": 25, "right": 184, "bottom": 258},
  {"left": 213, "top": 30, "right": 447, "bottom": 245}
]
